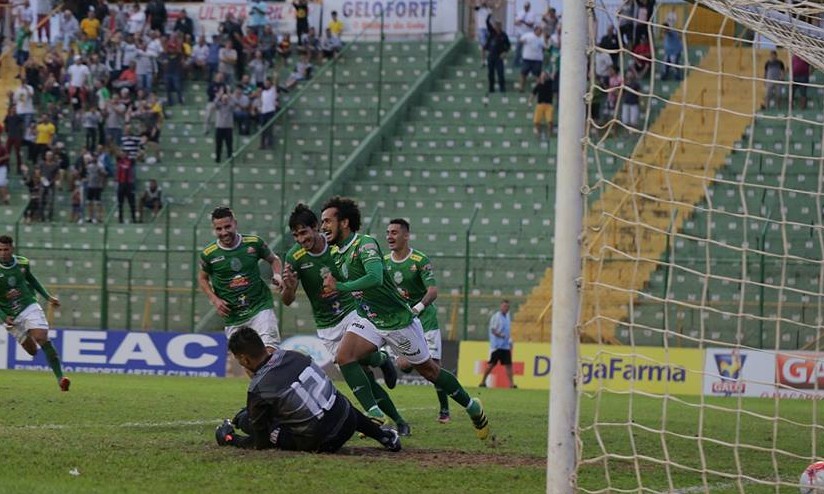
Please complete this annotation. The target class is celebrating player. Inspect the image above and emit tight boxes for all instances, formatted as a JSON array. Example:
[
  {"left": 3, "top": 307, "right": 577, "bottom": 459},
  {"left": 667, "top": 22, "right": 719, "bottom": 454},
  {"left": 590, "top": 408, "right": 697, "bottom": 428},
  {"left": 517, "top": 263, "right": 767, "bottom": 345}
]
[
  {"left": 0, "top": 235, "right": 70, "bottom": 391},
  {"left": 215, "top": 326, "right": 402, "bottom": 452},
  {"left": 384, "top": 218, "right": 451, "bottom": 424},
  {"left": 198, "top": 206, "right": 283, "bottom": 352},
  {"left": 280, "top": 204, "right": 410, "bottom": 435},
  {"left": 321, "top": 196, "right": 490, "bottom": 440}
]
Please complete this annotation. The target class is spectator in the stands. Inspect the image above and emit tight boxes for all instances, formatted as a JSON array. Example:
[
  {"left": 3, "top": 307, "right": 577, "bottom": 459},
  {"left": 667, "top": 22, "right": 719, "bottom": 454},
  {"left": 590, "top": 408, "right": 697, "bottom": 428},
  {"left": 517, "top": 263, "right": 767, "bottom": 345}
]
[
  {"left": 13, "top": 78, "right": 36, "bottom": 130},
  {"left": 321, "top": 28, "right": 342, "bottom": 60},
  {"left": 214, "top": 92, "right": 234, "bottom": 162},
  {"left": 127, "top": 3, "right": 146, "bottom": 37},
  {"left": 203, "top": 72, "right": 227, "bottom": 135},
  {"left": 38, "top": 150, "right": 60, "bottom": 222},
  {"left": 248, "top": 0, "right": 268, "bottom": 36},
  {"left": 33, "top": 112, "right": 55, "bottom": 160},
  {"left": 58, "top": 9, "right": 80, "bottom": 52},
  {"left": 82, "top": 105, "right": 103, "bottom": 151},
  {"left": 23, "top": 166, "right": 42, "bottom": 223},
  {"left": 14, "top": 25, "right": 32, "bottom": 79},
  {"left": 791, "top": 53, "right": 811, "bottom": 110},
  {"left": 105, "top": 92, "right": 127, "bottom": 146},
  {"left": 599, "top": 25, "right": 620, "bottom": 68},
  {"left": 484, "top": 19, "right": 510, "bottom": 94},
  {"left": 631, "top": 33, "right": 651, "bottom": 80},
  {"left": 512, "top": 1, "right": 535, "bottom": 68},
  {"left": 518, "top": 25, "right": 544, "bottom": 92},
  {"left": 80, "top": 9, "right": 101, "bottom": 50},
  {"left": 138, "top": 178, "right": 162, "bottom": 222},
  {"left": 4, "top": 106, "right": 24, "bottom": 174},
  {"left": 529, "top": 70, "right": 554, "bottom": 140},
  {"left": 293, "top": 0, "right": 309, "bottom": 42},
  {"left": 329, "top": 10, "right": 344, "bottom": 37},
  {"left": 165, "top": 32, "right": 185, "bottom": 106},
  {"left": 174, "top": 8, "right": 194, "bottom": 40},
  {"left": 120, "top": 123, "right": 144, "bottom": 162},
  {"left": 190, "top": 35, "right": 210, "bottom": 80},
  {"left": 231, "top": 85, "right": 252, "bottom": 136},
  {"left": 283, "top": 51, "right": 313, "bottom": 91},
  {"left": 83, "top": 151, "right": 107, "bottom": 223},
  {"left": 277, "top": 33, "right": 292, "bottom": 68},
  {"left": 219, "top": 39, "right": 238, "bottom": 87},
  {"left": 145, "top": 0, "right": 167, "bottom": 34},
  {"left": 621, "top": 69, "right": 641, "bottom": 129},
  {"left": 143, "top": 122, "right": 161, "bottom": 163},
  {"left": 259, "top": 25, "right": 277, "bottom": 63},
  {"left": 115, "top": 149, "right": 136, "bottom": 223},
  {"left": 0, "top": 136, "right": 9, "bottom": 205},
  {"left": 661, "top": 21, "right": 683, "bottom": 81},
  {"left": 259, "top": 77, "right": 277, "bottom": 150},
  {"left": 762, "top": 50, "right": 786, "bottom": 110},
  {"left": 248, "top": 50, "right": 269, "bottom": 87}
]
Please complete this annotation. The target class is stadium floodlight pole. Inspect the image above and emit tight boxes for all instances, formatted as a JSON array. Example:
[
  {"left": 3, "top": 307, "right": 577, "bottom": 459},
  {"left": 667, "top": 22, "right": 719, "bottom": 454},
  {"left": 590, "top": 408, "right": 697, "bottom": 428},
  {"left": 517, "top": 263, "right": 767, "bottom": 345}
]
[{"left": 547, "top": 0, "right": 587, "bottom": 492}]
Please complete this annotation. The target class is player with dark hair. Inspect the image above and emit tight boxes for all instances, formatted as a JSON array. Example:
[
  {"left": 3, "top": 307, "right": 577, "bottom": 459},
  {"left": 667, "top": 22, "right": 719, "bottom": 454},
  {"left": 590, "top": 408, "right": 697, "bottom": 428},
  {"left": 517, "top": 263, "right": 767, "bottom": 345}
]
[
  {"left": 0, "top": 235, "right": 69, "bottom": 391},
  {"left": 280, "top": 204, "right": 410, "bottom": 435},
  {"left": 198, "top": 206, "right": 283, "bottom": 352},
  {"left": 321, "top": 196, "right": 490, "bottom": 440},
  {"left": 215, "top": 326, "right": 402, "bottom": 453},
  {"left": 385, "top": 218, "right": 451, "bottom": 423}
]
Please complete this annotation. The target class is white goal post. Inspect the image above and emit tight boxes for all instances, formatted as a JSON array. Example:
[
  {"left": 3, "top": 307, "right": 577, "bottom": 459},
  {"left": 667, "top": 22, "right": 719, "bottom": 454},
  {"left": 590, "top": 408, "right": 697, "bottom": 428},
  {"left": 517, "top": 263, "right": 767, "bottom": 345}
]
[{"left": 549, "top": 0, "right": 824, "bottom": 492}]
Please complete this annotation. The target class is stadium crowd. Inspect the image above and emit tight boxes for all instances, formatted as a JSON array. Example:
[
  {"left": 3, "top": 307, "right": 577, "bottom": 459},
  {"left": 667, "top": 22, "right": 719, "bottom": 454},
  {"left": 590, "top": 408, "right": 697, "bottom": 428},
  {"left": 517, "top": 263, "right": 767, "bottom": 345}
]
[{"left": 0, "top": 0, "right": 343, "bottom": 224}]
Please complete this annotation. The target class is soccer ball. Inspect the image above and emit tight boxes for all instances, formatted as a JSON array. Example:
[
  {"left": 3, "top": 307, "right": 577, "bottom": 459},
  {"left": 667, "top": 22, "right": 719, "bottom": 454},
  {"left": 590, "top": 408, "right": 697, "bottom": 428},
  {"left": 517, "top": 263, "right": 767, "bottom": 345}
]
[{"left": 800, "top": 461, "right": 824, "bottom": 493}]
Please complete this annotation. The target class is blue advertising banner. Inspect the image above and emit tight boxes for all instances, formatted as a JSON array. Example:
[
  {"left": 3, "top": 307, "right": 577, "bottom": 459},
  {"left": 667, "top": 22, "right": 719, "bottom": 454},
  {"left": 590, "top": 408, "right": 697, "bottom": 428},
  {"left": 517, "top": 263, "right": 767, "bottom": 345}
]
[{"left": 4, "top": 329, "right": 227, "bottom": 377}]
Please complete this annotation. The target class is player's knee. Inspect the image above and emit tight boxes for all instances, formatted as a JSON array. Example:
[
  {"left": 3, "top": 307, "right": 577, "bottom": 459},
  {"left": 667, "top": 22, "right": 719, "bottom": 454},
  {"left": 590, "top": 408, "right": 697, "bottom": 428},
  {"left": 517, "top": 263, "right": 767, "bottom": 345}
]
[{"left": 414, "top": 359, "right": 440, "bottom": 381}]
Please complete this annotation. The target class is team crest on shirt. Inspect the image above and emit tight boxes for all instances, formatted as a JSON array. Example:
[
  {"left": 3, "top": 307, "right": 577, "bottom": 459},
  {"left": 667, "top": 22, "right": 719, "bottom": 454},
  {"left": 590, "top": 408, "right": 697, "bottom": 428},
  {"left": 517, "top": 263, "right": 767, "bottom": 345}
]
[
  {"left": 393, "top": 271, "right": 403, "bottom": 284},
  {"left": 247, "top": 246, "right": 256, "bottom": 254},
  {"left": 7, "top": 276, "right": 16, "bottom": 287},
  {"left": 340, "top": 263, "right": 348, "bottom": 279},
  {"left": 230, "top": 257, "right": 243, "bottom": 272}
]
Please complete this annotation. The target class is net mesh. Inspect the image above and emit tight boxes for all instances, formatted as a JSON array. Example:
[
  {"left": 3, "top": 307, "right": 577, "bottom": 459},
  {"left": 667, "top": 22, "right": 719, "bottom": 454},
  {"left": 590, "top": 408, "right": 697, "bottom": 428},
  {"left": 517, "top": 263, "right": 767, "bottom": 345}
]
[{"left": 576, "top": 0, "right": 824, "bottom": 491}]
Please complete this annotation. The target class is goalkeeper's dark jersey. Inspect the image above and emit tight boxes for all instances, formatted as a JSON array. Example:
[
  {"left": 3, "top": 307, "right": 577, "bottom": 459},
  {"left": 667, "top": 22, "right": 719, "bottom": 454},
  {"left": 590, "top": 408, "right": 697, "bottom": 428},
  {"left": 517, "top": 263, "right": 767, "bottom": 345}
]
[{"left": 239, "top": 348, "right": 349, "bottom": 451}]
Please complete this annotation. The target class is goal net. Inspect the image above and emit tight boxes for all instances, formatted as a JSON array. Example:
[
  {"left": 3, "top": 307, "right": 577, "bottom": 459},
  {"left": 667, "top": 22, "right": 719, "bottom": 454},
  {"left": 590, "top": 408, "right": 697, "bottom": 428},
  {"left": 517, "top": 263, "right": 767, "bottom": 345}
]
[{"left": 562, "top": 0, "right": 824, "bottom": 491}]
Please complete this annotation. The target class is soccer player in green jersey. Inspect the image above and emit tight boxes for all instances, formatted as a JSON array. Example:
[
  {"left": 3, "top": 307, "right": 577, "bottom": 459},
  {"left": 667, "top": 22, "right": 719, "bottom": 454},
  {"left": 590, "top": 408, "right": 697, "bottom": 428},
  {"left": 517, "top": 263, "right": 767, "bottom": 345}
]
[
  {"left": 280, "top": 204, "right": 410, "bottom": 435},
  {"left": 321, "top": 196, "right": 490, "bottom": 440},
  {"left": 198, "top": 207, "right": 283, "bottom": 352},
  {"left": 0, "top": 236, "right": 70, "bottom": 391},
  {"left": 384, "top": 218, "right": 451, "bottom": 424}
]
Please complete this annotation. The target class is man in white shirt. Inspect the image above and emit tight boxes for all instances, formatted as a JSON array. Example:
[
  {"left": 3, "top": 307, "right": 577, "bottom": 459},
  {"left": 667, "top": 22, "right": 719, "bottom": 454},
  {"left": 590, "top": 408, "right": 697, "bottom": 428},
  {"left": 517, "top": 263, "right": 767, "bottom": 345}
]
[
  {"left": 259, "top": 77, "right": 278, "bottom": 150},
  {"left": 56, "top": 10, "right": 79, "bottom": 52},
  {"left": 518, "top": 26, "right": 545, "bottom": 92},
  {"left": 67, "top": 56, "right": 91, "bottom": 106},
  {"left": 13, "top": 80, "right": 35, "bottom": 129},
  {"left": 513, "top": 1, "right": 536, "bottom": 67},
  {"left": 190, "top": 35, "right": 210, "bottom": 80}
]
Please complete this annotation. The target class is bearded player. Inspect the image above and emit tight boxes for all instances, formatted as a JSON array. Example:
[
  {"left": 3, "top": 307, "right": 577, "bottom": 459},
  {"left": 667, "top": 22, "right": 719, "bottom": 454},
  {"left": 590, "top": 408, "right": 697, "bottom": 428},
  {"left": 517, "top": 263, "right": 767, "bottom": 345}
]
[
  {"left": 321, "top": 196, "right": 490, "bottom": 440},
  {"left": 0, "top": 235, "right": 70, "bottom": 391},
  {"left": 198, "top": 206, "right": 283, "bottom": 352},
  {"left": 384, "top": 218, "right": 451, "bottom": 424},
  {"left": 280, "top": 204, "right": 411, "bottom": 435}
]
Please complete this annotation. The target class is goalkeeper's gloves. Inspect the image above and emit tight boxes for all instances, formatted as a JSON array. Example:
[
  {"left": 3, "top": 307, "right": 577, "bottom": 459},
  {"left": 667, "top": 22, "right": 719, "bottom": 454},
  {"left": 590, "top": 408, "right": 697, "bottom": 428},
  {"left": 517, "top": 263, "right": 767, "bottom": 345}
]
[
  {"left": 215, "top": 419, "right": 236, "bottom": 446},
  {"left": 411, "top": 302, "right": 425, "bottom": 315}
]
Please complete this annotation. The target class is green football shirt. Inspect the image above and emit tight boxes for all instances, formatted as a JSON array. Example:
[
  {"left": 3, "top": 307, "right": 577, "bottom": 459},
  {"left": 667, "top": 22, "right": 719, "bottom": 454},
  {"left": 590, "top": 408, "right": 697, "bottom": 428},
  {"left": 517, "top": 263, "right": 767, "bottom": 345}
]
[
  {"left": 200, "top": 234, "right": 274, "bottom": 326},
  {"left": 285, "top": 241, "right": 357, "bottom": 329},
  {"left": 333, "top": 233, "right": 413, "bottom": 331},
  {"left": 384, "top": 248, "right": 440, "bottom": 332},
  {"left": 0, "top": 256, "right": 47, "bottom": 318}
]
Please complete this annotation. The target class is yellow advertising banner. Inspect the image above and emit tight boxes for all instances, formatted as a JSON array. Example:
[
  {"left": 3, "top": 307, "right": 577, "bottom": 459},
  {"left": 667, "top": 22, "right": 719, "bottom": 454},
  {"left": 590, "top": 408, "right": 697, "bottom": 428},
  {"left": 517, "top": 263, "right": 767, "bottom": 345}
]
[{"left": 458, "top": 342, "right": 704, "bottom": 395}]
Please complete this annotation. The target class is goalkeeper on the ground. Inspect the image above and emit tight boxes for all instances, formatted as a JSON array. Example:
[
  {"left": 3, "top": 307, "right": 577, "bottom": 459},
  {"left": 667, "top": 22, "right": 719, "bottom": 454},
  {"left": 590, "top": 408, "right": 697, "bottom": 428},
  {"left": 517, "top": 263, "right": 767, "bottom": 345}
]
[{"left": 214, "top": 326, "right": 401, "bottom": 453}]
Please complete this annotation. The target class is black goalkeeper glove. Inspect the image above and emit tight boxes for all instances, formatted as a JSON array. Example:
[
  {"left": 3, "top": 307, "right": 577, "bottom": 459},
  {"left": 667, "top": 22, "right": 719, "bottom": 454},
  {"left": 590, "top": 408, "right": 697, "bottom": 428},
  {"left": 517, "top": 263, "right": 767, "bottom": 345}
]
[{"left": 215, "top": 419, "right": 236, "bottom": 446}]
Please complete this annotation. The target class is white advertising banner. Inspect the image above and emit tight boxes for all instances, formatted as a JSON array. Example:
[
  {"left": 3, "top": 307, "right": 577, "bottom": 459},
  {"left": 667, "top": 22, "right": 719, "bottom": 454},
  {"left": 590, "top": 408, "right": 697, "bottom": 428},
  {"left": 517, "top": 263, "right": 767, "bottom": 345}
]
[
  {"left": 320, "top": 0, "right": 457, "bottom": 40},
  {"left": 168, "top": 2, "right": 322, "bottom": 37},
  {"left": 703, "top": 348, "right": 776, "bottom": 398},
  {"left": 704, "top": 348, "right": 824, "bottom": 400}
]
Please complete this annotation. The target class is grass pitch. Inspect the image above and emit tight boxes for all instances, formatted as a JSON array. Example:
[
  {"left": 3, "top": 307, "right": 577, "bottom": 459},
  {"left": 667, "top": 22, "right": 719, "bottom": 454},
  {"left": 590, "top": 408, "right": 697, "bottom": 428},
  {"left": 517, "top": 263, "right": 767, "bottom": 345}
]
[{"left": 0, "top": 370, "right": 819, "bottom": 493}]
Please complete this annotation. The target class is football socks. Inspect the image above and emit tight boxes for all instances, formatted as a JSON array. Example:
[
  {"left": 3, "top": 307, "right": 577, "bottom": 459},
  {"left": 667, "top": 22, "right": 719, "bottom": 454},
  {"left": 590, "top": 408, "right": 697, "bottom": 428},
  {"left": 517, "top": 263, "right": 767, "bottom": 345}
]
[
  {"left": 41, "top": 341, "right": 64, "bottom": 380},
  {"left": 433, "top": 368, "right": 471, "bottom": 408}
]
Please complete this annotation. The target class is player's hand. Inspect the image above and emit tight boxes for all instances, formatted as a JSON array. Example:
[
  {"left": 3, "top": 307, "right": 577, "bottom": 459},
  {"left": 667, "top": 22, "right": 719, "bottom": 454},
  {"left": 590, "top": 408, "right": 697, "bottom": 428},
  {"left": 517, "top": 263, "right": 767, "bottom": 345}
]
[
  {"left": 3, "top": 316, "right": 13, "bottom": 327},
  {"left": 271, "top": 273, "right": 283, "bottom": 293},
  {"left": 281, "top": 265, "right": 298, "bottom": 291},
  {"left": 210, "top": 296, "right": 230, "bottom": 317},
  {"left": 322, "top": 272, "right": 337, "bottom": 293},
  {"left": 215, "top": 419, "right": 235, "bottom": 446},
  {"left": 48, "top": 296, "right": 60, "bottom": 307}
]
